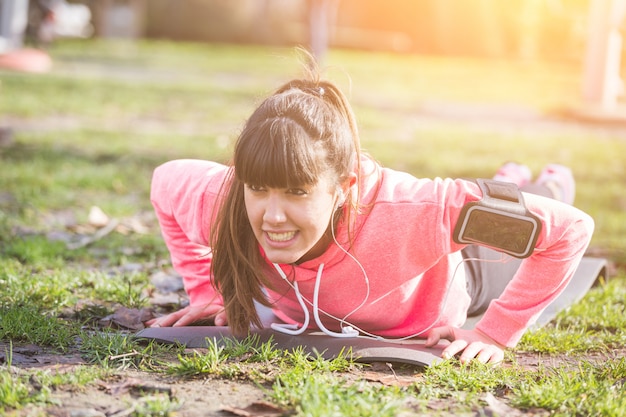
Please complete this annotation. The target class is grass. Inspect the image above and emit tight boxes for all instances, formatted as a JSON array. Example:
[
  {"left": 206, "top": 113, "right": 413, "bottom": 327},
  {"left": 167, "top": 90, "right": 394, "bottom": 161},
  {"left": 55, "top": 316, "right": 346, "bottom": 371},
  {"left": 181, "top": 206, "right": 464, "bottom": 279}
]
[
  {"left": 272, "top": 371, "right": 408, "bottom": 417},
  {"left": 512, "top": 359, "right": 626, "bottom": 415},
  {"left": 0, "top": 38, "right": 625, "bottom": 415}
]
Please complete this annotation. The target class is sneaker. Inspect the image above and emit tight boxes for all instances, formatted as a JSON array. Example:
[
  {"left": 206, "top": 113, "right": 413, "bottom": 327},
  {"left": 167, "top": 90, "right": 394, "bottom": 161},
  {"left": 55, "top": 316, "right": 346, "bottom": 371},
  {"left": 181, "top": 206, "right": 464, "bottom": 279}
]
[
  {"left": 493, "top": 162, "right": 532, "bottom": 187},
  {"left": 535, "top": 164, "right": 575, "bottom": 205}
]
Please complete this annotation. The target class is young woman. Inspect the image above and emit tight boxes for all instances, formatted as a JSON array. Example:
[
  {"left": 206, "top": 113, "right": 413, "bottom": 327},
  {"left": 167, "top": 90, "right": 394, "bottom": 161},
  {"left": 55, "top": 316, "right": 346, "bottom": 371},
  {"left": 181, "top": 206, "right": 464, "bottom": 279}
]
[{"left": 145, "top": 66, "right": 594, "bottom": 364}]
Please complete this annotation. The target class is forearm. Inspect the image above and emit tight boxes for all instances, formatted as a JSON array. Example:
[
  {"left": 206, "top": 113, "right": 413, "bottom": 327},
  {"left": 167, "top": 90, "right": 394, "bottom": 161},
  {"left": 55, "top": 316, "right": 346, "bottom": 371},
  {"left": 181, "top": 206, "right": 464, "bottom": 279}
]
[
  {"left": 475, "top": 199, "right": 594, "bottom": 347},
  {"left": 150, "top": 159, "right": 228, "bottom": 308}
]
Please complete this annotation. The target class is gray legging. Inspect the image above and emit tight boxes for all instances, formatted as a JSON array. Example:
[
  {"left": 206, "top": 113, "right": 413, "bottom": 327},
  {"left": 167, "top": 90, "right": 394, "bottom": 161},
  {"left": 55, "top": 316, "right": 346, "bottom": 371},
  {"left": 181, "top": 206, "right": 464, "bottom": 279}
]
[
  {"left": 463, "top": 244, "right": 524, "bottom": 317},
  {"left": 463, "top": 182, "right": 555, "bottom": 317}
]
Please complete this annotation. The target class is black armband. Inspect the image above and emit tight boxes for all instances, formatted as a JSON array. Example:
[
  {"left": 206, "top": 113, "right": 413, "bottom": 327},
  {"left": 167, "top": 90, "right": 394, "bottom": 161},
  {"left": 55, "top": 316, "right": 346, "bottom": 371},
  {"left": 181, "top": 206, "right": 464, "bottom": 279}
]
[{"left": 453, "top": 179, "right": 541, "bottom": 258}]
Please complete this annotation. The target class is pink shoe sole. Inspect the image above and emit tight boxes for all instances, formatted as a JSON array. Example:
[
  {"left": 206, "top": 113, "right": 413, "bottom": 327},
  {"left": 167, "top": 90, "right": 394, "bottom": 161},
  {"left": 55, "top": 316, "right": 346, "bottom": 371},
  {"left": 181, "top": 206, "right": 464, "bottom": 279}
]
[
  {"left": 493, "top": 162, "right": 532, "bottom": 187},
  {"left": 535, "top": 164, "right": 575, "bottom": 205}
]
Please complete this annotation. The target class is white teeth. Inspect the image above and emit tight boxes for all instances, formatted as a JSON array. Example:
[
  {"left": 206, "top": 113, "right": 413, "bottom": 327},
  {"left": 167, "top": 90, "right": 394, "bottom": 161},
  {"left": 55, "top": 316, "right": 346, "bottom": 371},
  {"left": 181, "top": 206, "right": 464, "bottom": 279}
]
[{"left": 267, "top": 231, "right": 296, "bottom": 242}]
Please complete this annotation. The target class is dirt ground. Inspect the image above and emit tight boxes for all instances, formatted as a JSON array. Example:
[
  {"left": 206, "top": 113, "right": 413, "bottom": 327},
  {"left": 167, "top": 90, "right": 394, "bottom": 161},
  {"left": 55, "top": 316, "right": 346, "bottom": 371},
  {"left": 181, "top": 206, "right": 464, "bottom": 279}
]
[
  {"left": 3, "top": 338, "right": 271, "bottom": 417},
  {"left": 5, "top": 337, "right": 626, "bottom": 417}
]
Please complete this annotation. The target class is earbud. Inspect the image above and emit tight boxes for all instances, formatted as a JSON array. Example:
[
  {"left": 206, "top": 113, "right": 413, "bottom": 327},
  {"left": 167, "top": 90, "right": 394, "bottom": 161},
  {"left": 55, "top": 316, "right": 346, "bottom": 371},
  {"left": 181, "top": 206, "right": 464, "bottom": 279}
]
[{"left": 335, "top": 189, "right": 346, "bottom": 210}]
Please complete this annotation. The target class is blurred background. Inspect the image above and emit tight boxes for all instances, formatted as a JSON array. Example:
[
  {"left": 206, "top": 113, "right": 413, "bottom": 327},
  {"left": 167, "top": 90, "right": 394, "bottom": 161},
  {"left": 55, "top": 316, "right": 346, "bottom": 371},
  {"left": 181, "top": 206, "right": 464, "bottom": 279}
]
[
  {"left": 2, "top": 0, "right": 624, "bottom": 113},
  {"left": 94, "top": 0, "right": 590, "bottom": 60},
  {"left": 4, "top": 0, "right": 605, "bottom": 59}
]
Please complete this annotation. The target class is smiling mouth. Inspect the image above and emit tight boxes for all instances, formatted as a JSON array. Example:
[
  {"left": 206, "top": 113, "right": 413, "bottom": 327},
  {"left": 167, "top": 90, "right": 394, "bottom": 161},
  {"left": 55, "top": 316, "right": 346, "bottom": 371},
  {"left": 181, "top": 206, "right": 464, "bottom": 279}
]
[{"left": 266, "top": 231, "right": 296, "bottom": 242}]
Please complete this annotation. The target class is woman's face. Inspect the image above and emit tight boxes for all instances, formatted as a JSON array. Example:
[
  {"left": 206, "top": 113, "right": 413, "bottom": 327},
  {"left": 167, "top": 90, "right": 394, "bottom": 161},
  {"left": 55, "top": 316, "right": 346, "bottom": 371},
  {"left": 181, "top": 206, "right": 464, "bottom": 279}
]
[{"left": 244, "top": 173, "right": 339, "bottom": 265}]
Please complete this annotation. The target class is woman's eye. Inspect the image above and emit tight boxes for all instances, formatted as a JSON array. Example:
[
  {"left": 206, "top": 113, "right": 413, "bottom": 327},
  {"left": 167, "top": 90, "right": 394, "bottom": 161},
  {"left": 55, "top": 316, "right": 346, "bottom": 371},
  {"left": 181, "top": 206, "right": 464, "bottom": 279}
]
[
  {"left": 288, "top": 188, "right": 308, "bottom": 196},
  {"left": 247, "top": 184, "right": 265, "bottom": 192}
]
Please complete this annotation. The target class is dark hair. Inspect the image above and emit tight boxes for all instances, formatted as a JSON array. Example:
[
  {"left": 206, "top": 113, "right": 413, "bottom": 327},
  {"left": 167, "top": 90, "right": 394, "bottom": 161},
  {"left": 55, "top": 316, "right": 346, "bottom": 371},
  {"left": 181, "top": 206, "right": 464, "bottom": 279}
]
[{"left": 210, "top": 66, "right": 362, "bottom": 335}]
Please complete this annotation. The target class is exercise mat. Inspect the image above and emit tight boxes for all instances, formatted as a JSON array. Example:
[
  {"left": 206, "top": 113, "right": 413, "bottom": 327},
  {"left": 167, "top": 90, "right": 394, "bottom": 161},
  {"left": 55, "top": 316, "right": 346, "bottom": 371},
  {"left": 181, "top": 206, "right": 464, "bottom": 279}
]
[
  {"left": 135, "top": 326, "right": 446, "bottom": 367},
  {"left": 463, "top": 256, "right": 608, "bottom": 329},
  {"left": 533, "top": 256, "right": 608, "bottom": 327}
]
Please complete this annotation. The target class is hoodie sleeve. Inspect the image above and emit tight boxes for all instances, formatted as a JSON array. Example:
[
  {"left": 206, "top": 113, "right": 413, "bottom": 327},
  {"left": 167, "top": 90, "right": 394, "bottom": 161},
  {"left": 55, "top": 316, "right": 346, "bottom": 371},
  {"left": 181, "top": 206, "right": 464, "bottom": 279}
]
[
  {"left": 470, "top": 192, "right": 594, "bottom": 347},
  {"left": 150, "top": 159, "right": 230, "bottom": 307}
]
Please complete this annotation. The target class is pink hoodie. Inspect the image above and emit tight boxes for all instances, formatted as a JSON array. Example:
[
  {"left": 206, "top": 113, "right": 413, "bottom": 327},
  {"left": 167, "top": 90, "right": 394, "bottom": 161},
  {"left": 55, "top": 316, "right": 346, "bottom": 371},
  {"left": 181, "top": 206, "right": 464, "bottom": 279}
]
[{"left": 150, "top": 158, "right": 594, "bottom": 347}]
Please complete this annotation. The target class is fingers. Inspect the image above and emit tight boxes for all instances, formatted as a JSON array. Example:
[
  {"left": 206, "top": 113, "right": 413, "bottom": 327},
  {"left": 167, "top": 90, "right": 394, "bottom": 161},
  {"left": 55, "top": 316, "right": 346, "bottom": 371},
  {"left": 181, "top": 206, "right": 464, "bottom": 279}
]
[
  {"left": 476, "top": 345, "right": 505, "bottom": 364},
  {"left": 424, "top": 333, "right": 440, "bottom": 347},
  {"left": 176, "top": 304, "right": 225, "bottom": 326},
  {"left": 148, "top": 309, "right": 188, "bottom": 327},
  {"left": 147, "top": 304, "right": 225, "bottom": 328},
  {"left": 214, "top": 310, "right": 228, "bottom": 326},
  {"left": 429, "top": 326, "right": 505, "bottom": 364},
  {"left": 442, "top": 341, "right": 504, "bottom": 364},
  {"left": 441, "top": 339, "right": 467, "bottom": 360},
  {"left": 461, "top": 342, "right": 503, "bottom": 364},
  {"left": 425, "top": 326, "right": 454, "bottom": 347}
]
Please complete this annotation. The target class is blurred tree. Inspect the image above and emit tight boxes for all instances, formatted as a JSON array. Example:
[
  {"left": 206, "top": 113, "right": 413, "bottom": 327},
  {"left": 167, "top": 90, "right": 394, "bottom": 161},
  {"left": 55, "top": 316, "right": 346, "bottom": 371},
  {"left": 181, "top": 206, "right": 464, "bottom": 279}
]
[
  {"left": 0, "top": 0, "right": 29, "bottom": 53},
  {"left": 582, "top": 0, "right": 625, "bottom": 109},
  {"left": 306, "top": 0, "right": 340, "bottom": 64}
]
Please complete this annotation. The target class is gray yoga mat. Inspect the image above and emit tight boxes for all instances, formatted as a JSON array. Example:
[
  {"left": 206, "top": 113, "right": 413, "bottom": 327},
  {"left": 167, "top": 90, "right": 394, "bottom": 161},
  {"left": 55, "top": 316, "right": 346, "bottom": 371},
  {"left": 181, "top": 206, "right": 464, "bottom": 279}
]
[
  {"left": 135, "top": 326, "right": 447, "bottom": 367},
  {"left": 534, "top": 257, "right": 607, "bottom": 326},
  {"left": 462, "top": 256, "right": 608, "bottom": 329},
  {"left": 135, "top": 257, "right": 607, "bottom": 367}
]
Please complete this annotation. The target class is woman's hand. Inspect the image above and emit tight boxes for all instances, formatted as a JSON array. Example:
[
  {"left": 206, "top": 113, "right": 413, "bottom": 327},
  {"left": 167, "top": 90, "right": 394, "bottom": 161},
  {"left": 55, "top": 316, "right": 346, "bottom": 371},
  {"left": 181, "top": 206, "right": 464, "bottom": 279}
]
[
  {"left": 145, "top": 303, "right": 227, "bottom": 328},
  {"left": 425, "top": 326, "right": 505, "bottom": 364}
]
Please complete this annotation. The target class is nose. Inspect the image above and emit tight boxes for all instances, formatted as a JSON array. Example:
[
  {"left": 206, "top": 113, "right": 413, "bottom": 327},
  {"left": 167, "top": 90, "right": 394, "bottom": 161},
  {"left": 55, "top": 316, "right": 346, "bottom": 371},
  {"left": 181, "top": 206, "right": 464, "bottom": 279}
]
[{"left": 263, "top": 193, "right": 287, "bottom": 225}]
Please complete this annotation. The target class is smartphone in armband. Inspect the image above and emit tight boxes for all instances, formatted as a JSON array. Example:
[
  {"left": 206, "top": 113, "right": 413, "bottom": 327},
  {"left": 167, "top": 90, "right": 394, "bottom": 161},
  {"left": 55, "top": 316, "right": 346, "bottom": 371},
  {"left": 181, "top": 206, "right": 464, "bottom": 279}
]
[{"left": 453, "top": 179, "right": 542, "bottom": 259}]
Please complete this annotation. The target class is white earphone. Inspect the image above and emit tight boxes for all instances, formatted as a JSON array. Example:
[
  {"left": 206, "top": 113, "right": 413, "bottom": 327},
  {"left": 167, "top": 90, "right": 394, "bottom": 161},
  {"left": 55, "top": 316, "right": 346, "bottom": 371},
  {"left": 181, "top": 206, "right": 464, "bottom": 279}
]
[
  {"left": 271, "top": 263, "right": 360, "bottom": 338},
  {"left": 335, "top": 189, "right": 346, "bottom": 210}
]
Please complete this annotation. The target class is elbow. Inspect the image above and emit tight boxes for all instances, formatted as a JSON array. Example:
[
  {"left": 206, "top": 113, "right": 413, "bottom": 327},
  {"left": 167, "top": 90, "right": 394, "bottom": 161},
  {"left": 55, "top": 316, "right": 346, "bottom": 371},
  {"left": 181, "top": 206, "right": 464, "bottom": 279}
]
[
  {"left": 570, "top": 208, "right": 595, "bottom": 253},
  {"left": 150, "top": 161, "right": 181, "bottom": 205},
  {"left": 578, "top": 208, "right": 595, "bottom": 241},
  {"left": 151, "top": 164, "right": 167, "bottom": 199},
  {"left": 583, "top": 211, "right": 595, "bottom": 237}
]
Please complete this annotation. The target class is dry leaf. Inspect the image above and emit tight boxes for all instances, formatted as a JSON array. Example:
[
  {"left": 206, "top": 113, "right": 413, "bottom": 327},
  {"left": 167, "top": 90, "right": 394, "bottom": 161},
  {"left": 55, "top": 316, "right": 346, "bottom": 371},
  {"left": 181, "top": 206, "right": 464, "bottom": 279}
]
[
  {"left": 362, "top": 371, "right": 415, "bottom": 387},
  {"left": 100, "top": 307, "right": 154, "bottom": 330},
  {"left": 88, "top": 206, "right": 110, "bottom": 228},
  {"left": 222, "top": 401, "right": 286, "bottom": 417}
]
